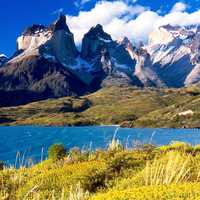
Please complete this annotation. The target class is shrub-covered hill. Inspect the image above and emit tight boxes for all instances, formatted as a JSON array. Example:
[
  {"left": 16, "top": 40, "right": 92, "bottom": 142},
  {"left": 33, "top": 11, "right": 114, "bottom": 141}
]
[
  {"left": 1, "top": 85, "right": 200, "bottom": 128},
  {"left": 2, "top": 141, "right": 200, "bottom": 199}
]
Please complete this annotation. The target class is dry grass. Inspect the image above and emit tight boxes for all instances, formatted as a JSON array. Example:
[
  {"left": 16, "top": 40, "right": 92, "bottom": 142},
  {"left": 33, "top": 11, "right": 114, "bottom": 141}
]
[
  {"left": 68, "top": 182, "right": 89, "bottom": 200},
  {"left": 144, "top": 151, "right": 192, "bottom": 185},
  {"left": 2, "top": 142, "right": 200, "bottom": 199}
]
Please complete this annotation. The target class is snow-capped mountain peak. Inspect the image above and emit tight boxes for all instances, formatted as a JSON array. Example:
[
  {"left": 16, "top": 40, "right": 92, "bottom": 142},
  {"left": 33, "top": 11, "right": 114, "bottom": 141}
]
[
  {"left": 2, "top": 16, "right": 200, "bottom": 106},
  {"left": 116, "top": 37, "right": 137, "bottom": 60},
  {"left": 140, "top": 24, "right": 200, "bottom": 87}
]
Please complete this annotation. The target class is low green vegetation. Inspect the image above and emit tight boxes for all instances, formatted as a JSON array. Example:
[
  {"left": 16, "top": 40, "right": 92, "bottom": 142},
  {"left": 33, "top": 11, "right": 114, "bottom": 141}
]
[
  {"left": 1, "top": 85, "right": 200, "bottom": 128},
  {"left": 2, "top": 141, "right": 200, "bottom": 199},
  {"left": 48, "top": 144, "right": 67, "bottom": 161}
]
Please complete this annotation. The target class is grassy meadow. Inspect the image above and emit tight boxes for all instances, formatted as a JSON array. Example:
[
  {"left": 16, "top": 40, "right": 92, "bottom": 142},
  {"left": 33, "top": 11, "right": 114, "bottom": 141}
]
[
  {"left": 2, "top": 141, "right": 200, "bottom": 199},
  {"left": 1, "top": 85, "right": 200, "bottom": 128}
]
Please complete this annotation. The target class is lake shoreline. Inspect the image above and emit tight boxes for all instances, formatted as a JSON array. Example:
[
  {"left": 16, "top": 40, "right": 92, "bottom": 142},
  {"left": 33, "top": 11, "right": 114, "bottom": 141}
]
[
  {"left": 1, "top": 126, "right": 200, "bottom": 165},
  {"left": 0, "top": 123, "right": 200, "bottom": 129}
]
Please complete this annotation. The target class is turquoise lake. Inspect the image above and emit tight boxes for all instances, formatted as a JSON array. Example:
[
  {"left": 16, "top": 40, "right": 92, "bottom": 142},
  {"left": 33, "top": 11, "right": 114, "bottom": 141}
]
[{"left": 1, "top": 126, "right": 200, "bottom": 165}]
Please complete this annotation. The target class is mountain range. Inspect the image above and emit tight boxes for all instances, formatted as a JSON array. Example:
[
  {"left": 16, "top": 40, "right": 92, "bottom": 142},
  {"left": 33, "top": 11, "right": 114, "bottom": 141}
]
[{"left": 1, "top": 15, "right": 200, "bottom": 106}]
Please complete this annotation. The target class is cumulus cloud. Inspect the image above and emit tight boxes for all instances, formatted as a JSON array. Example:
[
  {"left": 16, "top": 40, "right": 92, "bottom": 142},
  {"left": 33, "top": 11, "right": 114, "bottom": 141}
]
[
  {"left": 66, "top": 0, "right": 200, "bottom": 45},
  {"left": 170, "top": 2, "right": 188, "bottom": 13},
  {"left": 67, "top": 1, "right": 147, "bottom": 44}
]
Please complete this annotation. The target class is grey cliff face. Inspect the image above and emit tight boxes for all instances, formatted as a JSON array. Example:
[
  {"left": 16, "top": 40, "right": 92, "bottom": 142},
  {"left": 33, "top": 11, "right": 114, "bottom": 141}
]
[{"left": 81, "top": 25, "right": 138, "bottom": 86}]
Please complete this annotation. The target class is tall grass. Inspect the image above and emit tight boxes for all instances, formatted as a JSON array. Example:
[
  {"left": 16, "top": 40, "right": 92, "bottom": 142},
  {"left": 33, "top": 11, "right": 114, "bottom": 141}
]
[
  {"left": 144, "top": 151, "right": 192, "bottom": 185},
  {"left": 68, "top": 182, "right": 89, "bottom": 200},
  {"left": 108, "top": 139, "right": 123, "bottom": 152},
  {"left": 107, "top": 127, "right": 124, "bottom": 152}
]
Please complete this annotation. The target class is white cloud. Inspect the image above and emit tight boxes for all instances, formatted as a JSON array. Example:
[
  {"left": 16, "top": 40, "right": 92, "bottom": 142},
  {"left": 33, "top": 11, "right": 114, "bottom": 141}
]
[
  {"left": 66, "top": 0, "right": 200, "bottom": 46},
  {"left": 157, "top": 10, "right": 200, "bottom": 26},
  {"left": 170, "top": 2, "right": 188, "bottom": 13},
  {"left": 67, "top": 1, "right": 147, "bottom": 44}
]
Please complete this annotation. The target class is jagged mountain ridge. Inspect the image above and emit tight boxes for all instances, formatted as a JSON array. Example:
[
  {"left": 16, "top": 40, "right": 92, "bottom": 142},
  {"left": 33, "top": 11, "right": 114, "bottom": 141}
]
[
  {"left": 81, "top": 24, "right": 139, "bottom": 87},
  {"left": 0, "top": 15, "right": 139, "bottom": 106},
  {"left": 143, "top": 24, "right": 200, "bottom": 87},
  {"left": 1, "top": 16, "right": 200, "bottom": 106},
  {"left": 0, "top": 15, "right": 94, "bottom": 106}
]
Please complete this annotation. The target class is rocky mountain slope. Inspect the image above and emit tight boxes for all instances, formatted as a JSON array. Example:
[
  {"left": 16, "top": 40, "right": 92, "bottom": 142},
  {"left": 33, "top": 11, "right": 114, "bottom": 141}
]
[
  {"left": 1, "top": 15, "right": 200, "bottom": 106},
  {"left": 140, "top": 25, "right": 200, "bottom": 87},
  {"left": 0, "top": 16, "right": 94, "bottom": 106},
  {"left": 81, "top": 25, "right": 138, "bottom": 86},
  {"left": 0, "top": 15, "right": 140, "bottom": 106}
]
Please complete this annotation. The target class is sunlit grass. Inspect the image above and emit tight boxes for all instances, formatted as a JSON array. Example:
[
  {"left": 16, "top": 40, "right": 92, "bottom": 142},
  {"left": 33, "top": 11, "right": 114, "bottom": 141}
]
[
  {"left": 1, "top": 141, "right": 200, "bottom": 199},
  {"left": 144, "top": 151, "right": 192, "bottom": 185}
]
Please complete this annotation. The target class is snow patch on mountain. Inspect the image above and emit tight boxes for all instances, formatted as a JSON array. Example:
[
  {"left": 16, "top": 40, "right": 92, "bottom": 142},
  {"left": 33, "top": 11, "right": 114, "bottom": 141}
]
[
  {"left": 72, "top": 56, "right": 92, "bottom": 71},
  {"left": 0, "top": 54, "right": 8, "bottom": 66},
  {"left": 98, "top": 37, "right": 112, "bottom": 43},
  {"left": 0, "top": 54, "right": 7, "bottom": 58},
  {"left": 17, "top": 30, "right": 52, "bottom": 51},
  {"left": 43, "top": 53, "right": 57, "bottom": 62}
]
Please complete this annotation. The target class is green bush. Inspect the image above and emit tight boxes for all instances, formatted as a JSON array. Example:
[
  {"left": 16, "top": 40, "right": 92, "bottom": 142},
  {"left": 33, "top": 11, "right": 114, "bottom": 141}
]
[
  {"left": 16, "top": 161, "right": 105, "bottom": 199},
  {"left": 194, "top": 145, "right": 200, "bottom": 153},
  {"left": 80, "top": 168, "right": 106, "bottom": 193},
  {"left": 140, "top": 144, "right": 156, "bottom": 152},
  {"left": 48, "top": 144, "right": 67, "bottom": 161},
  {"left": 106, "top": 152, "right": 139, "bottom": 175}
]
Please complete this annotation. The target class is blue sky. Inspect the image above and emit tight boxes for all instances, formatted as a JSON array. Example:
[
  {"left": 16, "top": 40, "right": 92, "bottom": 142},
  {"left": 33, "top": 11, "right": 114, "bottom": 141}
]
[{"left": 0, "top": 0, "right": 200, "bottom": 56}]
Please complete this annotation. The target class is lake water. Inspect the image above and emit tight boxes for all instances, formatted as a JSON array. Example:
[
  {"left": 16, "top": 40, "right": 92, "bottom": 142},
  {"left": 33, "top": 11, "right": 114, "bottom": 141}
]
[{"left": 1, "top": 126, "right": 200, "bottom": 166}]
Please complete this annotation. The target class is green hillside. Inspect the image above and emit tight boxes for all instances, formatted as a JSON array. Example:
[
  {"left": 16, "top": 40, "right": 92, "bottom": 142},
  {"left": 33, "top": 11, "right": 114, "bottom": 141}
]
[{"left": 1, "top": 85, "right": 200, "bottom": 128}]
